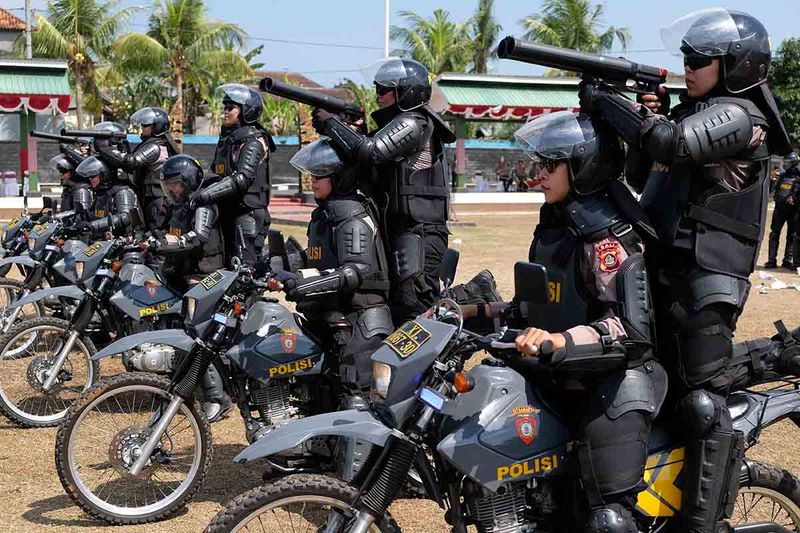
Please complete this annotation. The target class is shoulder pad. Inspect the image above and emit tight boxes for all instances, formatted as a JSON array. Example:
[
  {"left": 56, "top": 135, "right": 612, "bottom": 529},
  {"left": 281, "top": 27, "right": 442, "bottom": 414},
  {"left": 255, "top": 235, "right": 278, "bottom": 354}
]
[
  {"left": 231, "top": 125, "right": 262, "bottom": 143},
  {"left": 706, "top": 97, "right": 767, "bottom": 125},
  {"left": 374, "top": 114, "right": 427, "bottom": 156},
  {"left": 680, "top": 102, "right": 754, "bottom": 163},
  {"left": 565, "top": 193, "right": 624, "bottom": 237},
  {"left": 336, "top": 216, "right": 376, "bottom": 262},
  {"left": 326, "top": 199, "right": 367, "bottom": 223}
]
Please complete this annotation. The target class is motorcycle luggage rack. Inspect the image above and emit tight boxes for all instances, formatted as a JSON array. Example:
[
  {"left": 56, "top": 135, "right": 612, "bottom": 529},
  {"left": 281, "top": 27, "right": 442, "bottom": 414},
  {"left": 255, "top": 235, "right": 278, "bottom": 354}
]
[{"left": 741, "top": 376, "right": 800, "bottom": 443}]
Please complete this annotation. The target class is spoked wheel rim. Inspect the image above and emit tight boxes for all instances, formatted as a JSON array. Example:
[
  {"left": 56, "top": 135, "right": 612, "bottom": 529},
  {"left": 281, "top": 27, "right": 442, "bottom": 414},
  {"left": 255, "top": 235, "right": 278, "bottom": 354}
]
[
  {"left": 0, "top": 285, "right": 40, "bottom": 347},
  {"left": 67, "top": 383, "right": 203, "bottom": 517},
  {"left": 732, "top": 486, "right": 800, "bottom": 530},
  {"left": 0, "top": 324, "right": 93, "bottom": 422},
  {"left": 229, "top": 495, "right": 382, "bottom": 533}
]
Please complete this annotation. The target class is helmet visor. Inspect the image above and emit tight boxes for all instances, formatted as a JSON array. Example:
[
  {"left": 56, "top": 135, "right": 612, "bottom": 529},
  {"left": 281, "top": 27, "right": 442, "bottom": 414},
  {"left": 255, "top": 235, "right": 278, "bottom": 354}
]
[
  {"left": 75, "top": 156, "right": 106, "bottom": 180},
  {"left": 129, "top": 107, "right": 159, "bottom": 127},
  {"left": 49, "top": 154, "right": 71, "bottom": 172},
  {"left": 361, "top": 57, "right": 408, "bottom": 88},
  {"left": 661, "top": 7, "right": 739, "bottom": 56},
  {"left": 515, "top": 111, "right": 595, "bottom": 160},
  {"left": 289, "top": 140, "right": 344, "bottom": 177},
  {"left": 90, "top": 121, "right": 126, "bottom": 134},
  {"left": 215, "top": 83, "right": 252, "bottom": 105},
  {"left": 160, "top": 176, "right": 190, "bottom": 204}
]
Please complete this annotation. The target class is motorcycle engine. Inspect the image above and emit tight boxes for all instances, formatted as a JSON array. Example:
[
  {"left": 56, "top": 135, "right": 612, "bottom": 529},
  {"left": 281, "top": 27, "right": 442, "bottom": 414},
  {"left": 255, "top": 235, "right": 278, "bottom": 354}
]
[
  {"left": 464, "top": 479, "right": 535, "bottom": 533},
  {"left": 246, "top": 379, "right": 304, "bottom": 443},
  {"left": 123, "top": 343, "right": 177, "bottom": 373}
]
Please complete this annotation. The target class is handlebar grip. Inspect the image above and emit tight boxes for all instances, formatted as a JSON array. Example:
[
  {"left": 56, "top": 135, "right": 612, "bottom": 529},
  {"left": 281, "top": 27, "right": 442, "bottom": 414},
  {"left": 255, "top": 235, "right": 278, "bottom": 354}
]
[{"left": 540, "top": 340, "right": 555, "bottom": 356}]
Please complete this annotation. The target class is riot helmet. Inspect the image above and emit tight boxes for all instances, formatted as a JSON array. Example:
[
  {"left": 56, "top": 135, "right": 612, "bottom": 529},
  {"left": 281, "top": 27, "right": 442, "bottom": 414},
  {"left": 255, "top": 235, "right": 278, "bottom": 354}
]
[
  {"left": 786, "top": 151, "right": 799, "bottom": 169},
  {"left": 362, "top": 57, "right": 431, "bottom": 111},
  {"left": 49, "top": 154, "right": 74, "bottom": 175},
  {"left": 661, "top": 8, "right": 771, "bottom": 93},
  {"left": 160, "top": 155, "right": 204, "bottom": 205},
  {"left": 129, "top": 107, "right": 170, "bottom": 137},
  {"left": 515, "top": 111, "right": 622, "bottom": 196},
  {"left": 216, "top": 83, "right": 263, "bottom": 124},
  {"left": 290, "top": 139, "right": 358, "bottom": 194},
  {"left": 90, "top": 121, "right": 128, "bottom": 151},
  {"left": 75, "top": 156, "right": 111, "bottom": 189}
]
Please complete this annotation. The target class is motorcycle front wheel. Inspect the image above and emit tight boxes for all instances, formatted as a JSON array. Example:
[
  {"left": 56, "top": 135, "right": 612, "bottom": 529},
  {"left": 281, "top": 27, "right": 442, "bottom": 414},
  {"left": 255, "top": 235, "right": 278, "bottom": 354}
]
[
  {"left": 206, "top": 473, "right": 399, "bottom": 533},
  {"left": 55, "top": 372, "right": 212, "bottom": 525}
]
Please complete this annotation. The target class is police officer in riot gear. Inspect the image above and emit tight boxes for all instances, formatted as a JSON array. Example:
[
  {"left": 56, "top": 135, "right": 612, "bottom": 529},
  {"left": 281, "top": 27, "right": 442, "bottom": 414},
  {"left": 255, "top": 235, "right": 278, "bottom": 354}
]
[
  {"left": 269, "top": 139, "right": 393, "bottom": 394},
  {"left": 581, "top": 8, "right": 792, "bottom": 533},
  {"left": 504, "top": 112, "right": 665, "bottom": 533},
  {"left": 312, "top": 58, "right": 457, "bottom": 325},
  {"left": 49, "top": 154, "right": 91, "bottom": 215},
  {"left": 267, "top": 139, "right": 393, "bottom": 475},
  {"left": 192, "top": 84, "right": 274, "bottom": 266},
  {"left": 74, "top": 156, "right": 143, "bottom": 238},
  {"left": 765, "top": 152, "right": 800, "bottom": 269},
  {"left": 140, "top": 154, "right": 230, "bottom": 421},
  {"left": 95, "top": 107, "right": 179, "bottom": 231}
]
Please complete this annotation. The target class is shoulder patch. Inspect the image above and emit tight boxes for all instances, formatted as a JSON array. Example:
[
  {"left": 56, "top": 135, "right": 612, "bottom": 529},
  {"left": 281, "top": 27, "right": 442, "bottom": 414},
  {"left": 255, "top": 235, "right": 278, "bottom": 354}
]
[{"left": 597, "top": 241, "right": 621, "bottom": 273}]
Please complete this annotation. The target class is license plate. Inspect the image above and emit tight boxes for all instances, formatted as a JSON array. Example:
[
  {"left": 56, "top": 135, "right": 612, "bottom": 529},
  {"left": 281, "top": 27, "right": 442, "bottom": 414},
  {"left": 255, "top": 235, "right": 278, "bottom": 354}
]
[
  {"left": 200, "top": 271, "right": 224, "bottom": 290},
  {"left": 45, "top": 245, "right": 60, "bottom": 252},
  {"left": 383, "top": 321, "right": 431, "bottom": 358}
]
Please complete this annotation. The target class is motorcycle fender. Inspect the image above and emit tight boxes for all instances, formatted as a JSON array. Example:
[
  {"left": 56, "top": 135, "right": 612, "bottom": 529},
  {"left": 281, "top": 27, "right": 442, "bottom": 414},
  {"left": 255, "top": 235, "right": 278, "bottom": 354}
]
[
  {"left": 10, "top": 285, "right": 84, "bottom": 309},
  {"left": 0, "top": 256, "right": 37, "bottom": 268},
  {"left": 234, "top": 408, "right": 394, "bottom": 463},
  {"left": 92, "top": 329, "right": 194, "bottom": 360}
]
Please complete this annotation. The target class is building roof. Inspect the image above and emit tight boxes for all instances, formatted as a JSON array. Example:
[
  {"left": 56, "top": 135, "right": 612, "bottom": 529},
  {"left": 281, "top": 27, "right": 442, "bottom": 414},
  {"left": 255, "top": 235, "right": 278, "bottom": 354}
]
[
  {"left": 432, "top": 72, "right": 686, "bottom": 121},
  {"left": 0, "top": 8, "right": 25, "bottom": 31},
  {"left": 0, "top": 59, "right": 71, "bottom": 114}
]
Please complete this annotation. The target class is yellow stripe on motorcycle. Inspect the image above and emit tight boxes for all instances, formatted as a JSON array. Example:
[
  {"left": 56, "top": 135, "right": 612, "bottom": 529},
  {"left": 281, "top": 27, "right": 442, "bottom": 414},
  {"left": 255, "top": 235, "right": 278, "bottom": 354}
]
[{"left": 636, "top": 447, "right": 685, "bottom": 517}]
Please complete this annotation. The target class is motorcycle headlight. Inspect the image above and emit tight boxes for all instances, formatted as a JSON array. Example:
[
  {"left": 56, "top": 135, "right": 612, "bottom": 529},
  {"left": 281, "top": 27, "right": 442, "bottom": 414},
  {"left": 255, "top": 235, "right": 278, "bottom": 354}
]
[
  {"left": 75, "top": 261, "right": 84, "bottom": 279},
  {"left": 0, "top": 229, "right": 6, "bottom": 242},
  {"left": 185, "top": 297, "right": 197, "bottom": 321},
  {"left": 370, "top": 362, "right": 392, "bottom": 401},
  {"left": 27, "top": 237, "right": 36, "bottom": 249}
]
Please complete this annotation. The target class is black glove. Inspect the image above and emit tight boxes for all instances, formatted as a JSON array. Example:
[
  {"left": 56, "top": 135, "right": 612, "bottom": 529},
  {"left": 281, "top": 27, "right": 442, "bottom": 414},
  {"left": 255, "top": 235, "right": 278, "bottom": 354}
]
[
  {"left": 76, "top": 222, "right": 93, "bottom": 233},
  {"left": 312, "top": 108, "right": 334, "bottom": 135},
  {"left": 189, "top": 191, "right": 208, "bottom": 209},
  {"left": 578, "top": 80, "right": 613, "bottom": 115}
]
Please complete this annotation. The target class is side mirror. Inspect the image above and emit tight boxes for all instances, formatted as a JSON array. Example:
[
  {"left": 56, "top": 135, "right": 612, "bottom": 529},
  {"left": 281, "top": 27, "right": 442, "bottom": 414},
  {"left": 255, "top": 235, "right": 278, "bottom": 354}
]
[
  {"left": 439, "top": 248, "right": 460, "bottom": 289},
  {"left": 267, "top": 229, "right": 289, "bottom": 271},
  {"left": 514, "top": 262, "right": 549, "bottom": 304}
]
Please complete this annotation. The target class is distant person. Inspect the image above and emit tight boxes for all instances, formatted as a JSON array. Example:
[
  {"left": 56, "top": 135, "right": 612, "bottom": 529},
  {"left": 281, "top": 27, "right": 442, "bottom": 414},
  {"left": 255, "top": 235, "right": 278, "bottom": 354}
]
[
  {"left": 766, "top": 151, "right": 800, "bottom": 269},
  {"left": 514, "top": 159, "right": 528, "bottom": 191},
  {"left": 495, "top": 156, "right": 511, "bottom": 191},
  {"left": 528, "top": 160, "right": 543, "bottom": 191}
]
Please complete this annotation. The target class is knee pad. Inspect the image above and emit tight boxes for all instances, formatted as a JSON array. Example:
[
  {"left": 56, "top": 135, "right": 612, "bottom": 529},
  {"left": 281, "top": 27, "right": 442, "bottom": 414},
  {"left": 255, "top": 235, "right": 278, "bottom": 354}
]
[
  {"left": 236, "top": 214, "right": 258, "bottom": 237},
  {"left": 678, "top": 390, "right": 725, "bottom": 438},
  {"left": 670, "top": 303, "right": 735, "bottom": 388},
  {"left": 585, "top": 505, "right": 637, "bottom": 533},
  {"left": 394, "top": 231, "right": 424, "bottom": 282}
]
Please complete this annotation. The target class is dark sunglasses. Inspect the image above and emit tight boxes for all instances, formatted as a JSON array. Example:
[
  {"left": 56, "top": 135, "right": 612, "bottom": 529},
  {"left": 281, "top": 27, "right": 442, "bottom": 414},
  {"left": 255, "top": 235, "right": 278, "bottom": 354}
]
[
  {"left": 683, "top": 53, "right": 714, "bottom": 71},
  {"left": 223, "top": 103, "right": 237, "bottom": 112},
  {"left": 540, "top": 158, "right": 560, "bottom": 173},
  {"left": 375, "top": 85, "right": 393, "bottom": 96}
]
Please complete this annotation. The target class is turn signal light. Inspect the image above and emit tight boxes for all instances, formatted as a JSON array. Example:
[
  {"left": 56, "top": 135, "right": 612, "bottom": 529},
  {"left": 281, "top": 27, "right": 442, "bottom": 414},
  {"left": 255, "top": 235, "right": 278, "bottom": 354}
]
[
  {"left": 233, "top": 301, "right": 245, "bottom": 316},
  {"left": 111, "top": 260, "right": 123, "bottom": 273},
  {"left": 453, "top": 371, "right": 474, "bottom": 393},
  {"left": 55, "top": 238, "right": 65, "bottom": 247}
]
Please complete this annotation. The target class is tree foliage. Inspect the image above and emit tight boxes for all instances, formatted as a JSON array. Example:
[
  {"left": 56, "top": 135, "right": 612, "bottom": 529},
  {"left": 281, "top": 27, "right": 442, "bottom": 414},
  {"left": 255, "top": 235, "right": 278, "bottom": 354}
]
[
  {"left": 769, "top": 38, "right": 800, "bottom": 149},
  {"left": 390, "top": 9, "right": 472, "bottom": 76},
  {"left": 469, "top": 0, "right": 501, "bottom": 74}
]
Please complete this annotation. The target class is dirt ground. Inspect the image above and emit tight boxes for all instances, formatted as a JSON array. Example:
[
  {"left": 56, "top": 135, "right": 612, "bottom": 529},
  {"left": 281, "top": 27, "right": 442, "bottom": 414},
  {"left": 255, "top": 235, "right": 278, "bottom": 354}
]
[{"left": 1, "top": 213, "right": 799, "bottom": 533}]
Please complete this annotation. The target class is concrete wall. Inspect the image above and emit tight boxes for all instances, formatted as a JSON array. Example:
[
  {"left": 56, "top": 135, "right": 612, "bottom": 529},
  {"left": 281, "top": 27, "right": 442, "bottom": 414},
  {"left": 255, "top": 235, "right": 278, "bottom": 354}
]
[{"left": 0, "top": 139, "right": 528, "bottom": 186}]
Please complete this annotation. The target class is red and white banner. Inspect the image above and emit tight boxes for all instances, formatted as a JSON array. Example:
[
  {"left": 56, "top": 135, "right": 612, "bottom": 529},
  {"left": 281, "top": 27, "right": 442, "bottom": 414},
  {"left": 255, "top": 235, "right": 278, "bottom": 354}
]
[
  {"left": 447, "top": 104, "right": 579, "bottom": 121},
  {"left": 0, "top": 94, "right": 70, "bottom": 115}
]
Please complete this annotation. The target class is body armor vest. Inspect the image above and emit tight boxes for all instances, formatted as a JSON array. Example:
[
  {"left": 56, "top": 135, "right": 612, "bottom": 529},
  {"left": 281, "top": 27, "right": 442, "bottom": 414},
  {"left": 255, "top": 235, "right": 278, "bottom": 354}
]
[
  {"left": 639, "top": 96, "right": 770, "bottom": 280},
  {"left": 302, "top": 197, "right": 389, "bottom": 316},
  {"left": 526, "top": 195, "right": 638, "bottom": 333},
  {"left": 60, "top": 183, "right": 74, "bottom": 212},
  {"left": 92, "top": 183, "right": 140, "bottom": 224},
  {"left": 166, "top": 204, "right": 224, "bottom": 275},
  {"left": 775, "top": 169, "right": 799, "bottom": 204},
  {"left": 374, "top": 113, "right": 449, "bottom": 231},
  {"left": 211, "top": 125, "right": 270, "bottom": 210}
]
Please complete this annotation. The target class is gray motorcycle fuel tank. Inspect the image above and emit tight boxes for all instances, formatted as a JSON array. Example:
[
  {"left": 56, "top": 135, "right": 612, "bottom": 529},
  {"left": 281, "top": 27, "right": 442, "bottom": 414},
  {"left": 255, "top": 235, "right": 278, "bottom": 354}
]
[
  {"left": 52, "top": 239, "right": 87, "bottom": 284},
  {"left": 437, "top": 363, "right": 571, "bottom": 493},
  {"left": 109, "top": 263, "right": 181, "bottom": 320},
  {"left": 225, "top": 300, "right": 325, "bottom": 383}
]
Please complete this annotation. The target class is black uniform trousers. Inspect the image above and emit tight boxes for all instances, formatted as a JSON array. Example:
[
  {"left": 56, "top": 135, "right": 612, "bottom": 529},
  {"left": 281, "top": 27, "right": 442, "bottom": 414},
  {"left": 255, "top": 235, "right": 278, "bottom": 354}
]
[{"left": 768, "top": 201, "right": 797, "bottom": 265}]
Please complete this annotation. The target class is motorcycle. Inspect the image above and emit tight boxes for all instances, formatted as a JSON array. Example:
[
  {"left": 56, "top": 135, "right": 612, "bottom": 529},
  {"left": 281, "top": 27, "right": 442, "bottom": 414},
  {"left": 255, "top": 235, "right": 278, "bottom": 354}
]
[
  {"left": 0, "top": 236, "right": 182, "bottom": 427},
  {"left": 206, "top": 261, "right": 800, "bottom": 533},
  {"left": 54, "top": 253, "right": 349, "bottom": 525}
]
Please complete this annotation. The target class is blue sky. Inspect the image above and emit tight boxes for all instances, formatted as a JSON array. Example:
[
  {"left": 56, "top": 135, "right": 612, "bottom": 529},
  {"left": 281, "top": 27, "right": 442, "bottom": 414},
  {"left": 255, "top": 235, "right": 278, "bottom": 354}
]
[{"left": 14, "top": 0, "right": 800, "bottom": 86}]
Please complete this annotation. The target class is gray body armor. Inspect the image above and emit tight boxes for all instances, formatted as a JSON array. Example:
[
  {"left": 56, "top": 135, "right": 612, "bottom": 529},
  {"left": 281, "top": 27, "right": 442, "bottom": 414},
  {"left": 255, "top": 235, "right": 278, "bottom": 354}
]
[
  {"left": 137, "top": 137, "right": 172, "bottom": 198},
  {"left": 211, "top": 125, "right": 271, "bottom": 210},
  {"left": 639, "top": 97, "right": 770, "bottom": 280},
  {"left": 165, "top": 204, "right": 224, "bottom": 274}
]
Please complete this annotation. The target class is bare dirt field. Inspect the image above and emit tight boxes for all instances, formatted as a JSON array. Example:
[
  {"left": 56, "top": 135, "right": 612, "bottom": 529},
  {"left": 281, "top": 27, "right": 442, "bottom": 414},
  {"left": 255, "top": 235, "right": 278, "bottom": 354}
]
[{"left": 1, "top": 213, "right": 799, "bottom": 532}]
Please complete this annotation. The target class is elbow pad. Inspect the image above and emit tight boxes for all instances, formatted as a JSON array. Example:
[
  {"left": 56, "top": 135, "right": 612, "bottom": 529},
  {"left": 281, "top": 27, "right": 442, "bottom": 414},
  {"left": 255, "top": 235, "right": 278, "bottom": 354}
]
[
  {"left": 676, "top": 103, "right": 753, "bottom": 165},
  {"left": 201, "top": 176, "right": 246, "bottom": 203},
  {"left": 293, "top": 264, "right": 362, "bottom": 299},
  {"left": 615, "top": 253, "right": 653, "bottom": 347},
  {"left": 124, "top": 143, "right": 161, "bottom": 169},
  {"left": 593, "top": 91, "right": 646, "bottom": 145}
]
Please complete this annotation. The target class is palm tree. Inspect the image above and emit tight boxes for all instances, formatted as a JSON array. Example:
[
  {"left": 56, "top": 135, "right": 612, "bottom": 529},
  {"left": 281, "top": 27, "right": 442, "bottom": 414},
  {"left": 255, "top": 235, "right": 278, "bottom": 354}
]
[
  {"left": 390, "top": 9, "right": 472, "bottom": 76},
  {"left": 520, "top": 0, "right": 630, "bottom": 54},
  {"left": 27, "top": 0, "right": 139, "bottom": 127},
  {"left": 113, "top": 0, "right": 250, "bottom": 142},
  {"left": 470, "top": 0, "right": 502, "bottom": 74},
  {"left": 340, "top": 78, "right": 379, "bottom": 131}
]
